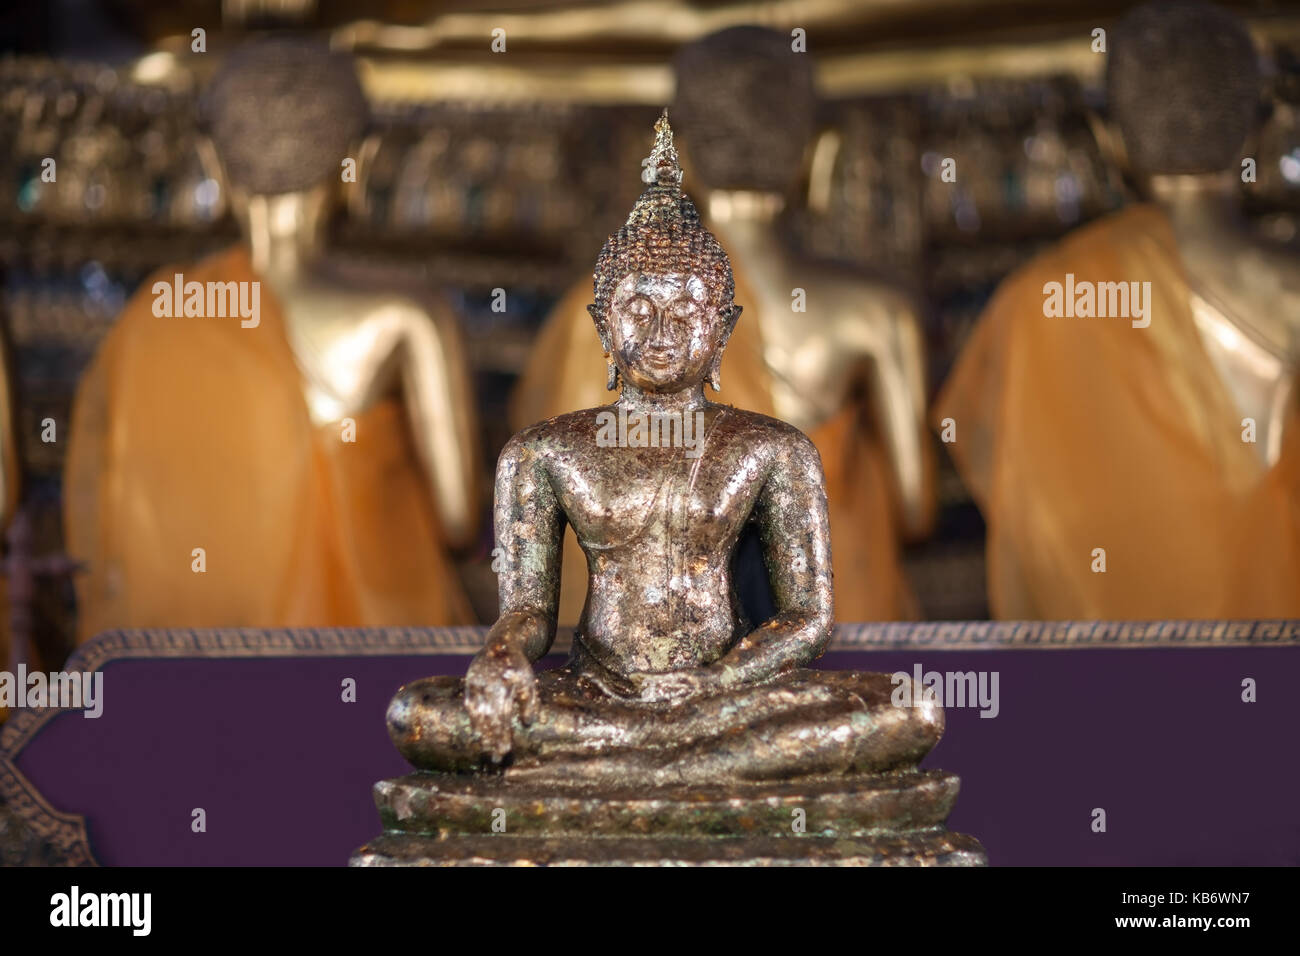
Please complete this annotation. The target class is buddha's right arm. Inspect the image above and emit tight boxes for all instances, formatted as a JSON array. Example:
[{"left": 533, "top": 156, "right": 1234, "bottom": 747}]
[{"left": 486, "top": 431, "right": 565, "bottom": 663}]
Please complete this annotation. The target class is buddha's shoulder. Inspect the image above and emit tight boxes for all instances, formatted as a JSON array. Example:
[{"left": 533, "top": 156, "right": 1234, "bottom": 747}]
[
  {"left": 498, "top": 407, "right": 612, "bottom": 458},
  {"left": 500, "top": 405, "right": 818, "bottom": 459},
  {"left": 713, "top": 407, "right": 820, "bottom": 458}
]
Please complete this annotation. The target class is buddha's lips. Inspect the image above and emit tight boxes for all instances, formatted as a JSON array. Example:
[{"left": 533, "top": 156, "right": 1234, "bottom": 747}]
[{"left": 640, "top": 346, "right": 680, "bottom": 366}]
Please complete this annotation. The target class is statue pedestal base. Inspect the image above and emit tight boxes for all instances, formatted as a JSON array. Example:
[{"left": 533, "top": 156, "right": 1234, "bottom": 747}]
[{"left": 351, "top": 770, "right": 987, "bottom": 866}]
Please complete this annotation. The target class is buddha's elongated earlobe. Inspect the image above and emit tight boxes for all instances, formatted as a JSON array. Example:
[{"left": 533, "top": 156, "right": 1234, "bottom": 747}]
[
  {"left": 708, "top": 304, "right": 741, "bottom": 391},
  {"left": 589, "top": 303, "right": 619, "bottom": 390}
]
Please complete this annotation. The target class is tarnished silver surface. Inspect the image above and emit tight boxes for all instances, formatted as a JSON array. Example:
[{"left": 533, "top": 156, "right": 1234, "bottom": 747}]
[
  {"left": 387, "top": 112, "right": 945, "bottom": 785},
  {"left": 376, "top": 113, "right": 982, "bottom": 864},
  {"left": 352, "top": 830, "right": 988, "bottom": 867},
  {"left": 390, "top": 668, "right": 942, "bottom": 786},
  {"left": 369, "top": 769, "right": 963, "bottom": 837}
]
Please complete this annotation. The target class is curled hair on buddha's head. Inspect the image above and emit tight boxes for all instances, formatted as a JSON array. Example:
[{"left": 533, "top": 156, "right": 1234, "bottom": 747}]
[
  {"left": 1106, "top": 1, "right": 1261, "bottom": 176},
  {"left": 588, "top": 111, "right": 740, "bottom": 390},
  {"left": 200, "top": 35, "right": 368, "bottom": 196},
  {"left": 671, "top": 25, "right": 816, "bottom": 192}
]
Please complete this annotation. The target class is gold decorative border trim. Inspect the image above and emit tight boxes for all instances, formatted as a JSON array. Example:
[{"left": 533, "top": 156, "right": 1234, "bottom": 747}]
[
  {"left": 832, "top": 619, "right": 1300, "bottom": 651},
  {"left": 0, "top": 754, "right": 95, "bottom": 866}
]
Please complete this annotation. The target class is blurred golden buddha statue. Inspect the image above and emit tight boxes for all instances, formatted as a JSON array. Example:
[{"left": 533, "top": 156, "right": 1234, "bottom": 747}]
[
  {"left": 65, "top": 38, "right": 481, "bottom": 640},
  {"left": 512, "top": 27, "right": 934, "bottom": 626},
  {"left": 936, "top": 1, "right": 1300, "bottom": 619},
  {"left": 0, "top": 332, "right": 19, "bottom": 690}
]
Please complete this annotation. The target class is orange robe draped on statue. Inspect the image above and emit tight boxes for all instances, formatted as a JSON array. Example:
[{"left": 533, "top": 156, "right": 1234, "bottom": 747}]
[
  {"left": 65, "top": 246, "right": 472, "bottom": 642},
  {"left": 510, "top": 271, "right": 916, "bottom": 626},
  {"left": 934, "top": 204, "right": 1300, "bottom": 620}
]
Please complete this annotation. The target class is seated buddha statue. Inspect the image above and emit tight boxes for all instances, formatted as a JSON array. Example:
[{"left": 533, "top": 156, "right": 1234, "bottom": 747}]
[
  {"left": 64, "top": 38, "right": 481, "bottom": 639},
  {"left": 511, "top": 27, "right": 934, "bottom": 628},
  {"left": 935, "top": 1, "right": 1300, "bottom": 619},
  {"left": 388, "top": 114, "right": 943, "bottom": 786}
]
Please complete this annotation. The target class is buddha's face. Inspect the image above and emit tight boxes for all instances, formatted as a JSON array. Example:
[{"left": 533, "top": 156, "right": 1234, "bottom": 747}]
[{"left": 608, "top": 272, "right": 725, "bottom": 392}]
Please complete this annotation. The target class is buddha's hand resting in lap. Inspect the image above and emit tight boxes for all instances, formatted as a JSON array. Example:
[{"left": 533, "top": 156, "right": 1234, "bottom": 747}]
[
  {"left": 465, "top": 641, "right": 539, "bottom": 762},
  {"left": 630, "top": 667, "right": 726, "bottom": 704}
]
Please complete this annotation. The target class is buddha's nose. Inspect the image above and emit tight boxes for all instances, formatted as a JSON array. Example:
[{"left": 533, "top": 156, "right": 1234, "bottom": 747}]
[{"left": 648, "top": 306, "right": 666, "bottom": 341}]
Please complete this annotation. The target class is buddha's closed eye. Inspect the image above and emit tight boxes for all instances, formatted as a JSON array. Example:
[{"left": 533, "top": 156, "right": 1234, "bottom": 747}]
[
  {"left": 626, "top": 295, "right": 654, "bottom": 318},
  {"left": 621, "top": 294, "right": 701, "bottom": 326}
]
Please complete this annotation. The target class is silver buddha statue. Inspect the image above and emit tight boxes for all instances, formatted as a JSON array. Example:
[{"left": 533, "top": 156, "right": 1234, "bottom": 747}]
[
  {"left": 389, "top": 114, "right": 940, "bottom": 781},
  {"left": 368, "top": 116, "right": 983, "bottom": 866}
]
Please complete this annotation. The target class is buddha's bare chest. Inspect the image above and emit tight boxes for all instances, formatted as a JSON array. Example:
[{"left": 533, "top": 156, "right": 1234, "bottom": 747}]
[
  {"left": 277, "top": 287, "right": 404, "bottom": 424},
  {"left": 1179, "top": 245, "right": 1300, "bottom": 465},
  {"left": 552, "top": 450, "right": 765, "bottom": 554},
  {"left": 749, "top": 286, "right": 896, "bottom": 430}
]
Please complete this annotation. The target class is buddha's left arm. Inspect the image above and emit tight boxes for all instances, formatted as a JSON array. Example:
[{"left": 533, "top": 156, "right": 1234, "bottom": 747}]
[
  {"left": 716, "top": 432, "right": 835, "bottom": 685},
  {"left": 842, "top": 295, "right": 935, "bottom": 541},
  {"left": 858, "top": 302, "right": 937, "bottom": 542},
  {"left": 397, "top": 304, "right": 484, "bottom": 551}
]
